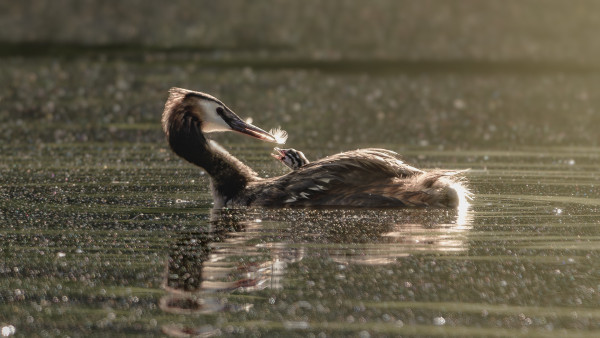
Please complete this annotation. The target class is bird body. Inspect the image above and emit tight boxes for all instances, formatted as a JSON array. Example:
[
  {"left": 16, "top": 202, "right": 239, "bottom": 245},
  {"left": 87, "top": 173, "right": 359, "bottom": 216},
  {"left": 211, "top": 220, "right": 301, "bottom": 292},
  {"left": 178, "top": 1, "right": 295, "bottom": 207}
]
[
  {"left": 162, "top": 88, "right": 470, "bottom": 209},
  {"left": 254, "top": 148, "right": 467, "bottom": 208}
]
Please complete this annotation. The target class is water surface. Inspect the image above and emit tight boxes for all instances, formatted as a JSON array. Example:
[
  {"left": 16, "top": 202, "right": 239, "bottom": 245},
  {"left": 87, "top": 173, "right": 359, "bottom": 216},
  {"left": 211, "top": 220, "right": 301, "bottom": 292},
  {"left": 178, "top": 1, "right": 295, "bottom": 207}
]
[{"left": 2, "top": 54, "right": 600, "bottom": 336}]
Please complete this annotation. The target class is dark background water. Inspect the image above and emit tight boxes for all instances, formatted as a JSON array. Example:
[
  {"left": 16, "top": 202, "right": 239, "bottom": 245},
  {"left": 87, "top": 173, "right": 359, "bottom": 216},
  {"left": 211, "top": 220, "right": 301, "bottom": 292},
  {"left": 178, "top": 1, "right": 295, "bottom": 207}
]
[{"left": 2, "top": 1, "right": 600, "bottom": 336}]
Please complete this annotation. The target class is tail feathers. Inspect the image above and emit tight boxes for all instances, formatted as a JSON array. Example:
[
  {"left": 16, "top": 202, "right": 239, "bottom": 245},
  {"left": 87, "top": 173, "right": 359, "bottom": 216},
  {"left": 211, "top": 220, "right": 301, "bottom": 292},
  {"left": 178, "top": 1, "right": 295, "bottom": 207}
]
[{"left": 404, "top": 171, "right": 471, "bottom": 208}]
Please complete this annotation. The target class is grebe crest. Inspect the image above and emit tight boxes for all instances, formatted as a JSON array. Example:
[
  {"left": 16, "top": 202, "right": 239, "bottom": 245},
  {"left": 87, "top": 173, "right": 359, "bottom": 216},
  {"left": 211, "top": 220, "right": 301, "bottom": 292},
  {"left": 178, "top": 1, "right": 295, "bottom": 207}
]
[{"left": 162, "top": 87, "right": 284, "bottom": 143}]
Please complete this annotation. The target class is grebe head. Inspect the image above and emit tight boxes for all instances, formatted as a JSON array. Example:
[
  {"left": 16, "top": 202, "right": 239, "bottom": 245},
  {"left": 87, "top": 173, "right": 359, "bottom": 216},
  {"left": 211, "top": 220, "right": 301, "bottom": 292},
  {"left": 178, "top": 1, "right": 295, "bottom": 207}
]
[
  {"left": 162, "top": 87, "right": 278, "bottom": 142},
  {"left": 271, "top": 147, "right": 309, "bottom": 170}
]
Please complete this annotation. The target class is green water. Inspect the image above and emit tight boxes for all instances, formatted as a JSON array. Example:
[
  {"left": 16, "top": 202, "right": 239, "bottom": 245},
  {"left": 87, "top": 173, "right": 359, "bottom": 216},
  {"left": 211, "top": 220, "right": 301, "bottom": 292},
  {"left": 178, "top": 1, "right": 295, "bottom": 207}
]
[{"left": 2, "top": 39, "right": 600, "bottom": 337}]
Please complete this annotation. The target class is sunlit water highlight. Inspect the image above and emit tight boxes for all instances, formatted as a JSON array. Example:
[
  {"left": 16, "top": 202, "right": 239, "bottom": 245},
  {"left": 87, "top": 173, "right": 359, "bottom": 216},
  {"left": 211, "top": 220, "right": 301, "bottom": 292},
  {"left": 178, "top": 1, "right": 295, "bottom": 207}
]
[
  {"left": 2, "top": 139, "right": 600, "bottom": 336},
  {"left": 2, "top": 48, "right": 600, "bottom": 335}
]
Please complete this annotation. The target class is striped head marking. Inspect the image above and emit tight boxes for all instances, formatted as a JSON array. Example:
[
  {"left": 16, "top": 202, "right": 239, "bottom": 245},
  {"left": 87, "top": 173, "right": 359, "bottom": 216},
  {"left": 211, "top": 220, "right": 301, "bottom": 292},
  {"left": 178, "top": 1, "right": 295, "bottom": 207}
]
[{"left": 271, "top": 147, "right": 309, "bottom": 170}]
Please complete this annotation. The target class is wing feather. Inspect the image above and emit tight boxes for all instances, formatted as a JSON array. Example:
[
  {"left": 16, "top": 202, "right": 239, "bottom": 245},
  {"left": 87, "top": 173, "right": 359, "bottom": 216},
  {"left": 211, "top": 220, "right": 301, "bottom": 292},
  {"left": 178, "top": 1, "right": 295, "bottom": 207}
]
[{"left": 251, "top": 149, "right": 436, "bottom": 207}]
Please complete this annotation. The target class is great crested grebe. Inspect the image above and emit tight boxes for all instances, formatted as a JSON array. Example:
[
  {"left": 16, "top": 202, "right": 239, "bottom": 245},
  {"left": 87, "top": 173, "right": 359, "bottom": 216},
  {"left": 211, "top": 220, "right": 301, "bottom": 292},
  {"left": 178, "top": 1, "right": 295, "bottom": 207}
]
[
  {"left": 272, "top": 147, "right": 309, "bottom": 170},
  {"left": 162, "top": 87, "right": 470, "bottom": 208}
]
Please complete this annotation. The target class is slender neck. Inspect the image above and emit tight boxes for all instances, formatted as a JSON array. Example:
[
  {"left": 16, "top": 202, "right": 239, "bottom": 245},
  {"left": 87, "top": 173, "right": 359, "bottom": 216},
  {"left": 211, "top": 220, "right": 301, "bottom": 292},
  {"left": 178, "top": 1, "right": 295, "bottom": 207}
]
[{"left": 168, "top": 127, "right": 258, "bottom": 201}]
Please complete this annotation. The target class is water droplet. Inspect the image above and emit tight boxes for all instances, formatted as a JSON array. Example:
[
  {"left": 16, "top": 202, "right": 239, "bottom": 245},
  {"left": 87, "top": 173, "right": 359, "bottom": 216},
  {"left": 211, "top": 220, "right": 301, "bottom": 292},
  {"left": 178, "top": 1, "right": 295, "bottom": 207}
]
[
  {"left": 283, "top": 321, "right": 308, "bottom": 329},
  {"left": 453, "top": 99, "right": 467, "bottom": 110},
  {"left": 359, "top": 330, "right": 371, "bottom": 338},
  {"left": 1, "top": 325, "right": 16, "bottom": 337}
]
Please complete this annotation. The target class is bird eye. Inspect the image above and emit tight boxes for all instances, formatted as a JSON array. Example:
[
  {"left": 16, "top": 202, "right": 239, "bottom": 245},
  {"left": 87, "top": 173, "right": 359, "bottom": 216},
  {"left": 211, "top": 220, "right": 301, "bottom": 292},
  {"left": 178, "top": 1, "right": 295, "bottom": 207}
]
[
  {"left": 216, "top": 106, "right": 235, "bottom": 125},
  {"left": 216, "top": 107, "right": 228, "bottom": 118}
]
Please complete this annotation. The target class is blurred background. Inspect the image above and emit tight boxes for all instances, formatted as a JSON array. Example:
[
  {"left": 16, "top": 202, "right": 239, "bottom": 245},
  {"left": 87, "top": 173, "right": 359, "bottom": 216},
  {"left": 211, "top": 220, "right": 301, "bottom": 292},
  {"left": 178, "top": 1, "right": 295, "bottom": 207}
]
[
  {"left": 3, "top": 2, "right": 600, "bottom": 336},
  {"left": 1, "top": 0, "right": 600, "bottom": 150},
  {"left": 2, "top": 0, "right": 600, "bottom": 62}
]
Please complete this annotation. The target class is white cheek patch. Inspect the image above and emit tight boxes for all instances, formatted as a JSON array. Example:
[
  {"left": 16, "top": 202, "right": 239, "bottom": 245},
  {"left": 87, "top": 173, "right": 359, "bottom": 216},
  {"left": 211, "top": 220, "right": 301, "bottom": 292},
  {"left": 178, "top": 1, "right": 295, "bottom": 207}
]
[{"left": 199, "top": 101, "right": 231, "bottom": 132}]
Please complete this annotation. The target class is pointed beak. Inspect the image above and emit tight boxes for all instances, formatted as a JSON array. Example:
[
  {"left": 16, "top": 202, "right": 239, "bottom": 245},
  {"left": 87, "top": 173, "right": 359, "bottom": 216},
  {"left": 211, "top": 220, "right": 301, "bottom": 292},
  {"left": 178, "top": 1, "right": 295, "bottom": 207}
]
[
  {"left": 271, "top": 147, "right": 285, "bottom": 160},
  {"left": 225, "top": 112, "right": 278, "bottom": 143}
]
